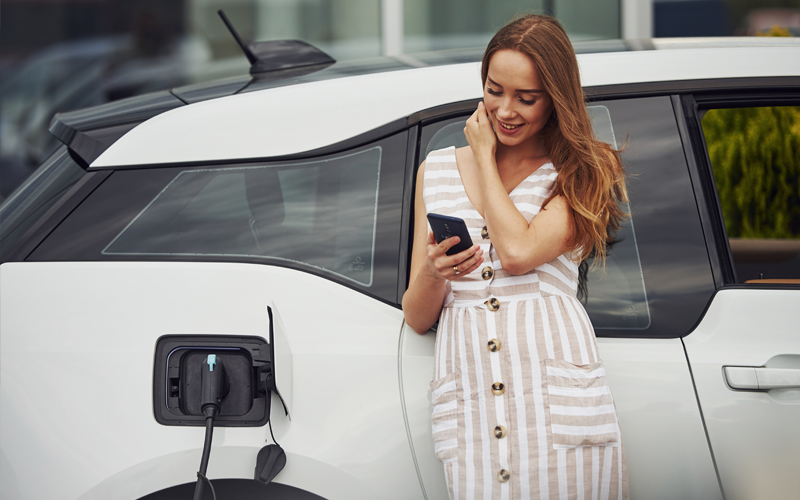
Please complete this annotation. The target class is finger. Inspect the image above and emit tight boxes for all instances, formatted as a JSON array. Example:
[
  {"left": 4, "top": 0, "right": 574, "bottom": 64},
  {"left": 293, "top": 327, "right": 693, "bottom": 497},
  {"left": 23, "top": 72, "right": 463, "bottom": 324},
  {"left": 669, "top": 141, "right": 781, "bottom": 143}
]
[
  {"left": 457, "top": 246, "right": 484, "bottom": 270},
  {"left": 458, "top": 257, "right": 484, "bottom": 278},
  {"left": 450, "top": 250, "right": 484, "bottom": 280},
  {"left": 478, "top": 102, "right": 493, "bottom": 130},
  {"left": 427, "top": 230, "right": 437, "bottom": 246},
  {"left": 460, "top": 250, "right": 485, "bottom": 276},
  {"left": 448, "top": 243, "right": 481, "bottom": 264},
  {"left": 446, "top": 245, "right": 482, "bottom": 273},
  {"left": 437, "top": 235, "right": 462, "bottom": 254},
  {"left": 465, "top": 109, "right": 479, "bottom": 132},
  {"left": 440, "top": 243, "right": 478, "bottom": 269}
]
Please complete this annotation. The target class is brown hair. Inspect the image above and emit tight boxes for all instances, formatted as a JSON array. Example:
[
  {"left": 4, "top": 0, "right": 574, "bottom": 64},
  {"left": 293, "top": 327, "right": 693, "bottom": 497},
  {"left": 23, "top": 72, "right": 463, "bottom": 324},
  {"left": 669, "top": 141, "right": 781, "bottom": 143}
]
[{"left": 481, "top": 14, "right": 628, "bottom": 267}]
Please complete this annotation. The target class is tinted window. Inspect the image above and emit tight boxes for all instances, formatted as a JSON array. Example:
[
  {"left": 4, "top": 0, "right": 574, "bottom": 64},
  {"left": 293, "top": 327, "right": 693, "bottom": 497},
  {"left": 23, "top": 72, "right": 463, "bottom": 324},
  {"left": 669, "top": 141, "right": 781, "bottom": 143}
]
[
  {"left": 702, "top": 106, "right": 800, "bottom": 283},
  {"left": 418, "top": 96, "right": 714, "bottom": 338},
  {"left": 0, "top": 147, "right": 86, "bottom": 261},
  {"left": 104, "top": 148, "right": 382, "bottom": 286},
  {"left": 420, "top": 105, "right": 651, "bottom": 331},
  {"left": 30, "top": 134, "right": 408, "bottom": 303}
]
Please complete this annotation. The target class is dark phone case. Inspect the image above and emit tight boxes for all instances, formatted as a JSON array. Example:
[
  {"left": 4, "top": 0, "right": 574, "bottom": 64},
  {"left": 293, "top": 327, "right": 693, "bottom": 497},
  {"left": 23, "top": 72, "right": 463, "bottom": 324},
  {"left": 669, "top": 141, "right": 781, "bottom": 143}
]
[{"left": 427, "top": 213, "right": 474, "bottom": 256}]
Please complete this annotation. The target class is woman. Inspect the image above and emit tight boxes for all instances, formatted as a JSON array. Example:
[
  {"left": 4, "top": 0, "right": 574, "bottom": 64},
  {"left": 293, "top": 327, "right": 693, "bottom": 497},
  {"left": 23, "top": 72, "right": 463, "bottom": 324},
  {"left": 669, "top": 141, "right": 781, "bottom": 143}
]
[{"left": 402, "top": 14, "right": 628, "bottom": 500}]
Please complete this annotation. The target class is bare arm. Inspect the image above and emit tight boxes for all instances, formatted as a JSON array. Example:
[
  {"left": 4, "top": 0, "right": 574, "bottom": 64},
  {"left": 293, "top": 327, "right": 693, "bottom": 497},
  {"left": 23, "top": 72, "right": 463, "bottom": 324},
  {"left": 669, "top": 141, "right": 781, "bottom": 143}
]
[
  {"left": 464, "top": 103, "right": 574, "bottom": 275},
  {"left": 402, "top": 160, "right": 484, "bottom": 334}
]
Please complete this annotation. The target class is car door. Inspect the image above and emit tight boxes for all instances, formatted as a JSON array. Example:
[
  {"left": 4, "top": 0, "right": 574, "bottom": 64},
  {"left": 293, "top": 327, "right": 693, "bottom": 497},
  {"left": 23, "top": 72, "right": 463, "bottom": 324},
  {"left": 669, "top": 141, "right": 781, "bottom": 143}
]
[
  {"left": 0, "top": 131, "right": 424, "bottom": 500},
  {"left": 678, "top": 90, "right": 800, "bottom": 500},
  {"left": 399, "top": 95, "right": 722, "bottom": 499}
]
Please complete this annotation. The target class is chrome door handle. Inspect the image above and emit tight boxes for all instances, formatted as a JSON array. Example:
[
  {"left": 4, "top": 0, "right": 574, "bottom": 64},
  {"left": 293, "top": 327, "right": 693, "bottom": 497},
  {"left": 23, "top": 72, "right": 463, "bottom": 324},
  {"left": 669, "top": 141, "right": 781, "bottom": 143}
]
[{"left": 724, "top": 366, "right": 800, "bottom": 390}]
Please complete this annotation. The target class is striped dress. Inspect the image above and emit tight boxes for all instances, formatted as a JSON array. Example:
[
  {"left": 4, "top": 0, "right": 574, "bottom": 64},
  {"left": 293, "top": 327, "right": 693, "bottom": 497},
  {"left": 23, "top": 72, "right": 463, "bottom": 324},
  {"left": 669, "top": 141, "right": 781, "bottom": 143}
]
[{"left": 424, "top": 147, "right": 627, "bottom": 500}]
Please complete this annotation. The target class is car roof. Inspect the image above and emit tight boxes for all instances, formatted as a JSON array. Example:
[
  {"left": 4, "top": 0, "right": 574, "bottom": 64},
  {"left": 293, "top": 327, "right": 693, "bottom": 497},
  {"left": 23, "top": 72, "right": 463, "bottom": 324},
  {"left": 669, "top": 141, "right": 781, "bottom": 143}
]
[{"left": 85, "top": 39, "right": 800, "bottom": 168}]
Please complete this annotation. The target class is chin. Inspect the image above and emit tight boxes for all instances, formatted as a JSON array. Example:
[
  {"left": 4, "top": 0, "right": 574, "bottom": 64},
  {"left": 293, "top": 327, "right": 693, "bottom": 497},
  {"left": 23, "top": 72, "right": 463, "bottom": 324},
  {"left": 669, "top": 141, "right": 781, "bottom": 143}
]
[
  {"left": 497, "top": 136, "right": 518, "bottom": 147},
  {"left": 496, "top": 133, "right": 528, "bottom": 148}
]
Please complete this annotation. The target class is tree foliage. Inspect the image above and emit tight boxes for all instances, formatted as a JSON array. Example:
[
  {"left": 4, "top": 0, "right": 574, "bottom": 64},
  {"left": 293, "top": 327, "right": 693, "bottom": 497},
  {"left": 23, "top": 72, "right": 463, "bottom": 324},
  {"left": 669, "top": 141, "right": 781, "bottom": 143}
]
[{"left": 702, "top": 106, "right": 800, "bottom": 238}]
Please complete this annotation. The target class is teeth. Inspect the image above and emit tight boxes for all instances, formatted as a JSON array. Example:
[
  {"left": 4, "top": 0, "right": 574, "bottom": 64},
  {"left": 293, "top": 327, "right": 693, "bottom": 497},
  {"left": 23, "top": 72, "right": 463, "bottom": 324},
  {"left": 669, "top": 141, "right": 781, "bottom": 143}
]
[{"left": 501, "top": 123, "right": 520, "bottom": 130}]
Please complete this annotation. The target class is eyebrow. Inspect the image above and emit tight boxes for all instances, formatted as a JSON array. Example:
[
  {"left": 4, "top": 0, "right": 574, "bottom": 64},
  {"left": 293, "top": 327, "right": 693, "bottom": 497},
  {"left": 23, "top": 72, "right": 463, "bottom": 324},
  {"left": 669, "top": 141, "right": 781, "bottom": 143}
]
[{"left": 487, "top": 77, "right": 544, "bottom": 94}]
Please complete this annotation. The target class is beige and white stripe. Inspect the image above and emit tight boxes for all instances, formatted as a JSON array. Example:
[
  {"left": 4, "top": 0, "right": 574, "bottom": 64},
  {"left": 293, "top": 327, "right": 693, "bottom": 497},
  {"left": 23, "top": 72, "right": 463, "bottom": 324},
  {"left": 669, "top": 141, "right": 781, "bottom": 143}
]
[{"left": 425, "top": 147, "right": 627, "bottom": 500}]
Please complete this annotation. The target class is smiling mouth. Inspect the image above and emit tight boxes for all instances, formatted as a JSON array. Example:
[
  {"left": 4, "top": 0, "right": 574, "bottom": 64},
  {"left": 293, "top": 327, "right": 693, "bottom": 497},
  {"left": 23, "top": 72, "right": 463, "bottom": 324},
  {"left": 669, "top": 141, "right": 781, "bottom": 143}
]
[{"left": 499, "top": 122, "right": 523, "bottom": 130}]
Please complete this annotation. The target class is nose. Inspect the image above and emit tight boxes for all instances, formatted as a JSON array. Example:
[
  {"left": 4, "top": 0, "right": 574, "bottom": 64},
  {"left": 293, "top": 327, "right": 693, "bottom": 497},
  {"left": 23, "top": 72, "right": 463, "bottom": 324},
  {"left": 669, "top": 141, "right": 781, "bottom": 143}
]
[{"left": 496, "top": 96, "right": 516, "bottom": 121}]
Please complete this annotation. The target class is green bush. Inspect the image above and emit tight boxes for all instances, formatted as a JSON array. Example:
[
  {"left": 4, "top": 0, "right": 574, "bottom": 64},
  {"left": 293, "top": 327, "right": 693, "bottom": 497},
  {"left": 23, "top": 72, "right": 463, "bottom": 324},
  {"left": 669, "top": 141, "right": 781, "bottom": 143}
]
[{"left": 702, "top": 106, "right": 800, "bottom": 238}]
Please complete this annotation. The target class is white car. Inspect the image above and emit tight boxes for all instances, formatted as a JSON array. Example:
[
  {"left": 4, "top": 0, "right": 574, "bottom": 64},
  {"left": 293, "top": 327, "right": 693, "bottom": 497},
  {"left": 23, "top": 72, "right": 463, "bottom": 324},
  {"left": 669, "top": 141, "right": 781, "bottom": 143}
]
[{"left": 1, "top": 37, "right": 799, "bottom": 500}]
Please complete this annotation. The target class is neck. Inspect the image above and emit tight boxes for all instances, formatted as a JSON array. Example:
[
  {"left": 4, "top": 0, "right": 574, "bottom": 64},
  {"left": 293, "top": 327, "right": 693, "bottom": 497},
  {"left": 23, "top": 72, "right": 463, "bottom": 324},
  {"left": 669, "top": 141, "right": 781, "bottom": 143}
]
[{"left": 495, "top": 136, "right": 548, "bottom": 170}]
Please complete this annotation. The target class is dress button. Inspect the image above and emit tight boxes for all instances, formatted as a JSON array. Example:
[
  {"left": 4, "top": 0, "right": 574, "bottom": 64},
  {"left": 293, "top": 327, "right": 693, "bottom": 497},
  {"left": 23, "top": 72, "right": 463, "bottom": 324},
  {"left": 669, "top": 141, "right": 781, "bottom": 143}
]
[
  {"left": 481, "top": 266, "right": 494, "bottom": 280},
  {"left": 494, "top": 425, "right": 507, "bottom": 439},
  {"left": 491, "top": 382, "right": 505, "bottom": 395},
  {"left": 485, "top": 297, "right": 500, "bottom": 311},
  {"left": 497, "top": 469, "right": 510, "bottom": 483},
  {"left": 481, "top": 226, "right": 489, "bottom": 239},
  {"left": 487, "top": 339, "right": 501, "bottom": 352}
]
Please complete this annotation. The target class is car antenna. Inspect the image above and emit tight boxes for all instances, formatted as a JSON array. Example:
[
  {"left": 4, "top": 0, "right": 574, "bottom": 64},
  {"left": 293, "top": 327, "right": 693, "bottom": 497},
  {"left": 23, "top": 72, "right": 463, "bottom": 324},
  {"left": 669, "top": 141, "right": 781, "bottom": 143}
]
[
  {"left": 217, "top": 9, "right": 335, "bottom": 75},
  {"left": 217, "top": 10, "right": 258, "bottom": 66}
]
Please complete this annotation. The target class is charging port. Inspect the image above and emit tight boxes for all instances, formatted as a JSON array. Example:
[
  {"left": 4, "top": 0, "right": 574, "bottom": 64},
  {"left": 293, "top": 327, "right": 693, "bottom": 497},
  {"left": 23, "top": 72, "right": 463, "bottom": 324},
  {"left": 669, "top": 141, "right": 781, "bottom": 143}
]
[{"left": 153, "top": 335, "right": 271, "bottom": 427}]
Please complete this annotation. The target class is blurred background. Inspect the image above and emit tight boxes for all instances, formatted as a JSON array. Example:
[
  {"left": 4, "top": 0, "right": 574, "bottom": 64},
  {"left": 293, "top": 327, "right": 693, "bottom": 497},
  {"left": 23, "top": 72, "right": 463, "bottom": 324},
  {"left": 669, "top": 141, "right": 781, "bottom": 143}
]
[{"left": 1, "top": 0, "right": 799, "bottom": 200}]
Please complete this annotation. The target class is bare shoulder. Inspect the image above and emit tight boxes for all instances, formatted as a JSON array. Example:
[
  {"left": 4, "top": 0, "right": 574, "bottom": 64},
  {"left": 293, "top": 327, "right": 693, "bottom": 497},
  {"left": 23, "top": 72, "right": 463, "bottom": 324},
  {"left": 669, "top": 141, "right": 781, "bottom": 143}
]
[
  {"left": 542, "top": 194, "right": 572, "bottom": 218},
  {"left": 454, "top": 145, "right": 475, "bottom": 167},
  {"left": 415, "top": 158, "right": 427, "bottom": 183}
]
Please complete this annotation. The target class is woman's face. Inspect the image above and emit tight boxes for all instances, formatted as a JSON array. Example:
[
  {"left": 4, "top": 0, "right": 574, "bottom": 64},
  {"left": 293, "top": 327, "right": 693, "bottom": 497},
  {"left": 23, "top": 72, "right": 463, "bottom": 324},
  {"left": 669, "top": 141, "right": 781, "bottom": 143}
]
[{"left": 483, "top": 49, "right": 554, "bottom": 149}]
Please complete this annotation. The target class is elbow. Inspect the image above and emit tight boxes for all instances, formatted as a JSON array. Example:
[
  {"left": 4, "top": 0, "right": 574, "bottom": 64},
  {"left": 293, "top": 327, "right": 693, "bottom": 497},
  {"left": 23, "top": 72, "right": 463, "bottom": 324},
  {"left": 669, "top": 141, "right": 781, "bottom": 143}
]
[
  {"left": 401, "top": 295, "right": 434, "bottom": 335},
  {"left": 403, "top": 315, "right": 433, "bottom": 335},
  {"left": 498, "top": 249, "right": 533, "bottom": 276},
  {"left": 410, "top": 323, "right": 430, "bottom": 335}
]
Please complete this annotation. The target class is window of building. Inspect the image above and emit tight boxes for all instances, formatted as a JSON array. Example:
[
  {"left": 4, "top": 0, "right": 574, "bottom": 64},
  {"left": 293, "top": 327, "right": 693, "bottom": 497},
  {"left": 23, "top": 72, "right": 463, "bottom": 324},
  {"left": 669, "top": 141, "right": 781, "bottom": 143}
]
[{"left": 403, "top": 0, "right": 621, "bottom": 53}]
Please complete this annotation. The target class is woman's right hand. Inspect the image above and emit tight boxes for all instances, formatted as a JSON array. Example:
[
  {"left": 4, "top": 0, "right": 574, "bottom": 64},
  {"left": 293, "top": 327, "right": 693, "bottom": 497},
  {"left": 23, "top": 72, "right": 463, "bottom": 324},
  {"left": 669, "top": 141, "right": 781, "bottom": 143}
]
[
  {"left": 424, "top": 231, "right": 484, "bottom": 281},
  {"left": 403, "top": 159, "right": 483, "bottom": 334}
]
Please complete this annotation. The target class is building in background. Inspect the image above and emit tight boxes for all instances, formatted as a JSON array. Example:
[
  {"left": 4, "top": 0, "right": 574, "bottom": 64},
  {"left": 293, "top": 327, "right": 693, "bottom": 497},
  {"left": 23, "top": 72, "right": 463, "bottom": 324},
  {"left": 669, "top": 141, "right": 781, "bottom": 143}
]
[{"left": 1, "top": 0, "right": 798, "bottom": 199}]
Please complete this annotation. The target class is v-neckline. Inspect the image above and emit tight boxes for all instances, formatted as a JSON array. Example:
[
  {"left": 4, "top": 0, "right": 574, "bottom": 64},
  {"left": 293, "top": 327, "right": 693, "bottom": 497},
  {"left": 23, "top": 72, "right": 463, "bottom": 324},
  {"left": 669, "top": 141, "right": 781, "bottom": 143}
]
[{"left": 450, "top": 146, "right": 552, "bottom": 220}]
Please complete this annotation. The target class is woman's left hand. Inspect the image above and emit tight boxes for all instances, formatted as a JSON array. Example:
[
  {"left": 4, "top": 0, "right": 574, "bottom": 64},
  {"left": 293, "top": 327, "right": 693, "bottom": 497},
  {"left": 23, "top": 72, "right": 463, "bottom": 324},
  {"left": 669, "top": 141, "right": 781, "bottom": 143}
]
[{"left": 464, "top": 101, "right": 497, "bottom": 165}]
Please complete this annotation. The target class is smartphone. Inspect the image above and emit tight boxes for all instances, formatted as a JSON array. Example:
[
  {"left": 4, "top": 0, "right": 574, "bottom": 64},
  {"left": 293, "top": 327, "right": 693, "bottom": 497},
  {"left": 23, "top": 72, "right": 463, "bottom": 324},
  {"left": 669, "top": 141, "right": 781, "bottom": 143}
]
[{"left": 427, "top": 213, "right": 474, "bottom": 256}]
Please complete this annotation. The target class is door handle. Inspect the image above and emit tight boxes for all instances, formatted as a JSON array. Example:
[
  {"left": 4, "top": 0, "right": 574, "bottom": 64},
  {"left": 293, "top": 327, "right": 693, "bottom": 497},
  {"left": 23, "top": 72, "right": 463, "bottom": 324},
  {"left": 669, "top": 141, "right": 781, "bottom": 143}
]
[{"left": 724, "top": 366, "right": 800, "bottom": 390}]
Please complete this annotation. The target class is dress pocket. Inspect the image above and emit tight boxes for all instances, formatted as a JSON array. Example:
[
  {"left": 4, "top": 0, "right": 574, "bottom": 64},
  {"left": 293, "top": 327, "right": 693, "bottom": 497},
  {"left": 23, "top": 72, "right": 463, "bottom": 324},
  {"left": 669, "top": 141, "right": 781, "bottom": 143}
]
[
  {"left": 430, "top": 373, "right": 458, "bottom": 463},
  {"left": 544, "top": 358, "right": 620, "bottom": 449}
]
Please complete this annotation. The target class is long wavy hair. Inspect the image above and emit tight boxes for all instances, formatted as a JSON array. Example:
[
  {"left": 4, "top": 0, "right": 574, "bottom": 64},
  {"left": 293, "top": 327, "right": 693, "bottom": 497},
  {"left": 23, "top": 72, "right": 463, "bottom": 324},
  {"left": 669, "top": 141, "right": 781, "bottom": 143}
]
[{"left": 481, "top": 14, "right": 628, "bottom": 267}]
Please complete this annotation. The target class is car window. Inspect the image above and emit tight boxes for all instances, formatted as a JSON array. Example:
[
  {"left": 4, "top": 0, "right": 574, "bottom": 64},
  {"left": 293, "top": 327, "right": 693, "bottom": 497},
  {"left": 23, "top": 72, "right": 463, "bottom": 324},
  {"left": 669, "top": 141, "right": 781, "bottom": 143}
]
[
  {"left": 103, "top": 148, "right": 381, "bottom": 286},
  {"left": 420, "top": 105, "right": 651, "bottom": 331},
  {"left": 701, "top": 106, "right": 800, "bottom": 283},
  {"left": 418, "top": 97, "right": 715, "bottom": 338},
  {"left": 28, "top": 133, "right": 408, "bottom": 303},
  {"left": 0, "top": 147, "right": 86, "bottom": 261}
]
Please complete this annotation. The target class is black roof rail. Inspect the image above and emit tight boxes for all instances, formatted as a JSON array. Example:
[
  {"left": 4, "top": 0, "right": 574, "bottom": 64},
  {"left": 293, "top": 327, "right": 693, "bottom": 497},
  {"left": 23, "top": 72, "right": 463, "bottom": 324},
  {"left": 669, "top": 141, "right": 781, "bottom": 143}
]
[
  {"left": 217, "top": 10, "right": 335, "bottom": 75},
  {"left": 49, "top": 91, "right": 186, "bottom": 168}
]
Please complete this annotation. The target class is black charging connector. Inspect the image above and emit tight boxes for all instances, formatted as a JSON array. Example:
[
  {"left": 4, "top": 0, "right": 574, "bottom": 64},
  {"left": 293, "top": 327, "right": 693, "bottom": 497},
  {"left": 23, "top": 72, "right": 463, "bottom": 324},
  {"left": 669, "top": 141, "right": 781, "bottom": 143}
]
[
  {"left": 201, "top": 355, "right": 225, "bottom": 418},
  {"left": 193, "top": 355, "right": 227, "bottom": 500}
]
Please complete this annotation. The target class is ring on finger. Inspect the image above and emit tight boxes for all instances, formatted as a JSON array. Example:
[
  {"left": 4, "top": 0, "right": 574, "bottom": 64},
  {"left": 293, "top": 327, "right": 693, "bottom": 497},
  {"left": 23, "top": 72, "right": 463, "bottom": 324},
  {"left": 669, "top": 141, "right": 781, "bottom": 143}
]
[{"left": 453, "top": 265, "right": 460, "bottom": 275}]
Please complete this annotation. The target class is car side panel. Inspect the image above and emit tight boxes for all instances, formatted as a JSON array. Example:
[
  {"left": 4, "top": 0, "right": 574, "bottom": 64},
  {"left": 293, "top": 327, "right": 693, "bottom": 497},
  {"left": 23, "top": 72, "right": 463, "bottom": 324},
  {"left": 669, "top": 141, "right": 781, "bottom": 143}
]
[
  {"left": 598, "top": 337, "right": 721, "bottom": 499},
  {"left": 683, "top": 288, "right": 800, "bottom": 500},
  {"left": 0, "top": 262, "right": 420, "bottom": 500},
  {"left": 400, "top": 325, "right": 722, "bottom": 499}
]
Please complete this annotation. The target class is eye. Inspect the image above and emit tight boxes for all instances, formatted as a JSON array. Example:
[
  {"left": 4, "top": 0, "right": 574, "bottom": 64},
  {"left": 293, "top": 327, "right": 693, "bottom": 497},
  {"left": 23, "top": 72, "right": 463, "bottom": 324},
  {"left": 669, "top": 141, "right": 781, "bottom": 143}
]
[
  {"left": 519, "top": 97, "right": 536, "bottom": 105},
  {"left": 486, "top": 87, "right": 501, "bottom": 96}
]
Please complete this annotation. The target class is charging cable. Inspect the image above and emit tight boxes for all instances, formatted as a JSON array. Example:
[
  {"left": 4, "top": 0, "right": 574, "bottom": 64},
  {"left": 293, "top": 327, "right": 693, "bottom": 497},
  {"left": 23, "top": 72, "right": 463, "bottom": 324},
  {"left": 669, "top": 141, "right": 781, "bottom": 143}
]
[{"left": 193, "top": 354, "right": 225, "bottom": 500}]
